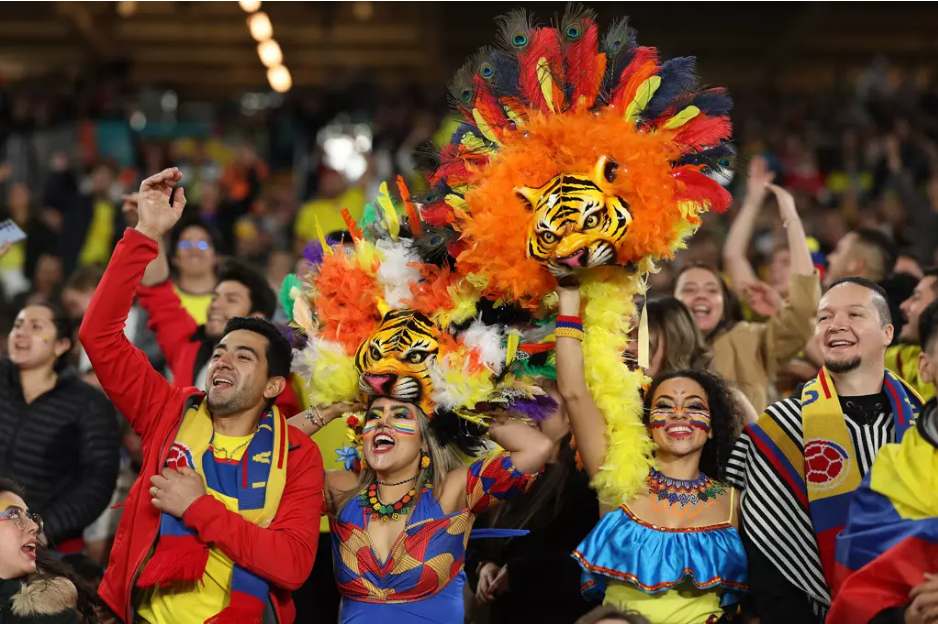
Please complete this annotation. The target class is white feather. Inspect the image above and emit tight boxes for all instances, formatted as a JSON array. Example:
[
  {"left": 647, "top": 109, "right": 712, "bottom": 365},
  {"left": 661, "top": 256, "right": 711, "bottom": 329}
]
[
  {"left": 461, "top": 320, "right": 507, "bottom": 375},
  {"left": 375, "top": 238, "right": 422, "bottom": 308}
]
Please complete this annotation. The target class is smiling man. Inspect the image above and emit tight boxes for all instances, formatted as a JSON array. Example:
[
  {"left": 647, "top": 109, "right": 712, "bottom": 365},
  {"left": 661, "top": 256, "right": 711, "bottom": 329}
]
[
  {"left": 726, "top": 276, "right": 925, "bottom": 624},
  {"left": 127, "top": 191, "right": 298, "bottom": 415},
  {"left": 79, "top": 168, "right": 323, "bottom": 624}
]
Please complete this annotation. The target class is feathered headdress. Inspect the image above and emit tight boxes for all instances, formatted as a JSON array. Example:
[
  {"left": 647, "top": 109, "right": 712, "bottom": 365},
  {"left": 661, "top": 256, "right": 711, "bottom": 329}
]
[{"left": 417, "top": 6, "right": 734, "bottom": 504}]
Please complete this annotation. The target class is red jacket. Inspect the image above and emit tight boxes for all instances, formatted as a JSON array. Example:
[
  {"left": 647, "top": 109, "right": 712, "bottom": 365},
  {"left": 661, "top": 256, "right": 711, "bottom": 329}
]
[
  {"left": 80, "top": 228, "right": 323, "bottom": 624},
  {"left": 136, "top": 277, "right": 300, "bottom": 417}
]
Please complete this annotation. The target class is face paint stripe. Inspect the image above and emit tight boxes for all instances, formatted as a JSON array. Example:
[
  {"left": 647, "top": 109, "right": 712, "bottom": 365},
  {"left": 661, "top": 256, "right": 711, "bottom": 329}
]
[{"left": 392, "top": 421, "right": 417, "bottom": 435}]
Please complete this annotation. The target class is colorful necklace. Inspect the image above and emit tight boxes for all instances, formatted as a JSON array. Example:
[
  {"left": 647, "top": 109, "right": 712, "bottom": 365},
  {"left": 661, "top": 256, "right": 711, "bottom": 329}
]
[
  {"left": 647, "top": 468, "right": 726, "bottom": 507},
  {"left": 359, "top": 480, "right": 429, "bottom": 522}
]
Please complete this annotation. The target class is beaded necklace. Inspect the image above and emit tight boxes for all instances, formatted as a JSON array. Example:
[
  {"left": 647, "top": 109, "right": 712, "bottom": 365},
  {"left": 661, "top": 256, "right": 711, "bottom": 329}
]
[
  {"left": 647, "top": 468, "right": 725, "bottom": 507},
  {"left": 359, "top": 480, "right": 430, "bottom": 522}
]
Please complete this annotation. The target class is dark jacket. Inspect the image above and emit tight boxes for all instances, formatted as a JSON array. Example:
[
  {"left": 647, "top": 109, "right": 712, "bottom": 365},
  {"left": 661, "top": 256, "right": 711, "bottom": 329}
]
[
  {"left": 0, "top": 576, "right": 78, "bottom": 624},
  {"left": 0, "top": 362, "right": 120, "bottom": 545}
]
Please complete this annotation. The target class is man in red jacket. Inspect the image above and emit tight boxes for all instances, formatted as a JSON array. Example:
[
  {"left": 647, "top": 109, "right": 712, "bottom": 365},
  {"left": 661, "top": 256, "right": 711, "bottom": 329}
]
[
  {"left": 126, "top": 193, "right": 300, "bottom": 416},
  {"left": 80, "top": 168, "right": 322, "bottom": 624}
]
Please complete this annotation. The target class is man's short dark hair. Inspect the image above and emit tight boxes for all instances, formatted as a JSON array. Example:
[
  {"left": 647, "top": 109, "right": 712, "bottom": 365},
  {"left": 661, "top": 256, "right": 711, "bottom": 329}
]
[
  {"left": 217, "top": 259, "right": 276, "bottom": 319},
  {"left": 223, "top": 316, "right": 291, "bottom": 379},
  {"left": 854, "top": 229, "right": 898, "bottom": 279},
  {"left": 922, "top": 267, "right": 938, "bottom": 297},
  {"left": 919, "top": 300, "right": 938, "bottom": 355},
  {"left": 826, "top": 276, "right": 892, "bottom": 326}
]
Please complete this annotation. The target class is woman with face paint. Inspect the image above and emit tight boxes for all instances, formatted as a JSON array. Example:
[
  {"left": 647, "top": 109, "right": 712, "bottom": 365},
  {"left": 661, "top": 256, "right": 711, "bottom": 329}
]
[
  {"left": 292, "top": 385, "right": 552, "bottom": 624},
  {"left": 556, "top": 284, "right": 748, "bottom": 624}
]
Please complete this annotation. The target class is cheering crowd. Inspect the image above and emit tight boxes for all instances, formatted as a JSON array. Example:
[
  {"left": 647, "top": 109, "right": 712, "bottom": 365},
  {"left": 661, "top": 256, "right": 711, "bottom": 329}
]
[{"left": 3, "top": 6, "right": 938, "bottom": 624}]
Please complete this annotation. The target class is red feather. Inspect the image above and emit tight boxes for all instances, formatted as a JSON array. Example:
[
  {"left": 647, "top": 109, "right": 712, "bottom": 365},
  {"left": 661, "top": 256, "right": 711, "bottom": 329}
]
[
  {"left": 610, "top": 46, "right": 659, "bottom": 110},
  {"left": 674, "top": 115, "right": 732, "bottom": 151},
  {"left": 565, "top": 19, "right": 601, "bottom": 106},
  {"left": 517, "top": 28, "right": 564, "bottom": 112},
  {"left": 673, "top": 167, "right": 732, "bottom": 213},
  {"left": 472, "top": 75, "right": 509, "bottom": 139},
  {"left": 397, "top": 175, "right": 423, "bottom": 237},
  {"left": 341, "top": 208, "right": 364, "bottom": 241},
  {"left": 420, "top": 201, "right": 455, "bottom": 227}
]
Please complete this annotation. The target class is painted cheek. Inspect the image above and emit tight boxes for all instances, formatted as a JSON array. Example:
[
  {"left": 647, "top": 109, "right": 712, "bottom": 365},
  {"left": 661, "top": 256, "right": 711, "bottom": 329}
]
[
  {"left": 392, "top": 421, "right": 417, "bottom": 436},
  {"left": 689, "top": 416, "right": 711, "bottom": 433},
  {"left": 650, "top": 413, "right": 668, "bottom": 429},
  {"left": 362, "top": 421, "right": 378, "bottom": 436}
]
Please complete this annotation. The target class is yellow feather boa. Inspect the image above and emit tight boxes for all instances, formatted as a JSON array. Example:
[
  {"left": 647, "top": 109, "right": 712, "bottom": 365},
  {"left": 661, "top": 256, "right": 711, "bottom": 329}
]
[{"left": 580, "top": 271, "right": 655, "bottom": 506}]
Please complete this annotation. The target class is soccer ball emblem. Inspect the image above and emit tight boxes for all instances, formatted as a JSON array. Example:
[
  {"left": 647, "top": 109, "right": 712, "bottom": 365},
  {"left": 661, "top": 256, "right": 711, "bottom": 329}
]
[
  {"left": 165, "top": 442, "right": 194, "bottom": 470},
  {"left": 804, "top": 439, "right": 850, "bottom": 491}
]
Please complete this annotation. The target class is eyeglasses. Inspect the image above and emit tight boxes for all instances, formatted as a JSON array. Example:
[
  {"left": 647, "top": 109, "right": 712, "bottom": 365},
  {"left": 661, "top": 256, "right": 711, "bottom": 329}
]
[
  {"left": 177, "top": 240, "right": 211, "bottom": 251},
  {"left": 0, "top": 507, "right": 43, "bottom": 534}
]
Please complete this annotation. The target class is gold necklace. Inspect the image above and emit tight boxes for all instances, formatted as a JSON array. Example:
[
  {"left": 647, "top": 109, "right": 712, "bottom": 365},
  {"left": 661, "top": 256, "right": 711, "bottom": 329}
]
[{"left": 211, "top": 427, "right": 257, "bottom": 460}]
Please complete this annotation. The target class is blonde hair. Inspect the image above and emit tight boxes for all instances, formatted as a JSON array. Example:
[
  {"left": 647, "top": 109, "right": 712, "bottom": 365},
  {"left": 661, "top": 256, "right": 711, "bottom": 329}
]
[{"left": 328, "top": 402, "right": 462, "bottom": 516}]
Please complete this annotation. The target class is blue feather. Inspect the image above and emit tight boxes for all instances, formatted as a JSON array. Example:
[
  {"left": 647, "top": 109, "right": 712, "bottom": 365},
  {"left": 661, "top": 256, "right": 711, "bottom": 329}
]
[
  {"left": 691, "top": 88, "right": 733, "bottom": 117},
  {"left": 643, "top": 57, "right": 698, "bottom": 120}
]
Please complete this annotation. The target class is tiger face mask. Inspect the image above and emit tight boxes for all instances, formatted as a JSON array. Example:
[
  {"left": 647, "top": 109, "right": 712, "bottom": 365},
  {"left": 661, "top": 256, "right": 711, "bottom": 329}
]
[
  {"left": 355, "top": 309, "right": 440, "bottom": 416},
  {"left": 516, "top": 156, "right": 633, "bottom": 277}
]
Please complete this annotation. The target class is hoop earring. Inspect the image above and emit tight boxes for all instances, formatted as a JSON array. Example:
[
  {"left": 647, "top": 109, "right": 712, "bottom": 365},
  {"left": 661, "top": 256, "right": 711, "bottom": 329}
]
[{"left": 420, "top": 450, "right": 431, "bottom": 470}]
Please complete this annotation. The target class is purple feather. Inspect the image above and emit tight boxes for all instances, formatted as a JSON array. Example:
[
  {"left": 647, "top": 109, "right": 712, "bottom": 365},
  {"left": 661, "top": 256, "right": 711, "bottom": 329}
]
[
  {"left": 509, "top": 395, "right": 559, "bottom": 421},
  {"left": 302, "top": 236, "right": 340, "bottom": 267},
  {"left": 275, "top": 322, "right": 307, "bottom": 349}
]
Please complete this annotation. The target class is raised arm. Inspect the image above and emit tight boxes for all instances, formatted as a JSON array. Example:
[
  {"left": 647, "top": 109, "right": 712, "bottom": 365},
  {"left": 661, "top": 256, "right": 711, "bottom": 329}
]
[
  {"left": 78, "top": 169, "right": 189, "bottom": 441},
  {"left": 554, "top": 284, "right": 607, "bottom": 478},
  {"left": 486, "top": 419, "right": 553, "bottom": 475},
  {"left": 723, "top": 156, "right": 774, "bottom": 294},
  {"left": 757, "top": 184, "right": 822, "bottom": 373}
]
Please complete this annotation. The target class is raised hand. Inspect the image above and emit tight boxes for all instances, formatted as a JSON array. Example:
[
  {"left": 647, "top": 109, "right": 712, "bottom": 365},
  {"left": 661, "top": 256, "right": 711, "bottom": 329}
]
[
  {"left": 134, "top": 168, "right": 186, "bottom": 241},
  {"left": 747, "top": 155, "right": 775, "bottom": 200},
  {"left": 742, "top": 280, "right": 782, "bottom": 318}
]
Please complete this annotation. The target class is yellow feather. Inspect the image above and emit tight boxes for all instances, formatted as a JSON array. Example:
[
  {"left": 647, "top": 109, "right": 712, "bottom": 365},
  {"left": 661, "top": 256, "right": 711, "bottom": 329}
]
[
  {"left": 472, "top": 108, "right": 503, "bottom": 146},
  {"left": 445, "top": 194, "right": 468, "bottom": 211},
  {"left": 536, "top": 57, "right": 556, "bottom": 114},
  {"left": 376, "top": 182, "right": 400, "bottom": 241},
  {"left": 503, "top": 104, "right": 525, "bottom": 128},
  {"left": 315, "top": 216, "right": 332, "bottom": 256},
  {"left": 580, "top": 272, "right": 656, "bottom": 505},
  {"left": 292, "top": 296, "right": 315, "bottom": 335},
  {"left": 505, "top": 332, "right": 520, "bottom": 367},
  {"left": 460, "top": 132, "right": 495, "bottom": 154},
  {"left": 624, "top": 75, "right": 661, "bottom": 124},
  {"left": 663, "top": 105, "right": 701, "bottom": 129}
]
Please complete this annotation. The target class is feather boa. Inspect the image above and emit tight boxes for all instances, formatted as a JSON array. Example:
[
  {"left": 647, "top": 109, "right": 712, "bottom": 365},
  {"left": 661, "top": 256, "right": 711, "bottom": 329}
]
[
  {"left": 580, "top": 271, "right": 655, "bottom": 505},
  {"left": 293, "top": 337, "right": 359, "bottom": 406},
  {"left": 375, "top": 238, "right": 423, "bottom": 308}
]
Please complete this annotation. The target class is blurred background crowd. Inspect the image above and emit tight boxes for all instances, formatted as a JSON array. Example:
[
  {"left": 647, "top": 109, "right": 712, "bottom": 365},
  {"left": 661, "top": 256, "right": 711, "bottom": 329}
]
[{"left": 2, "top": 2, "right": 938, "bottom": 623}]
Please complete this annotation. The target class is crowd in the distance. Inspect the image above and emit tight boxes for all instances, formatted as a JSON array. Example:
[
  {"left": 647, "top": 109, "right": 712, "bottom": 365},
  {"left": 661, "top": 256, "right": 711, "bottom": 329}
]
[{"left": 2, "top": 78, "right": 938, "bottom": 624}]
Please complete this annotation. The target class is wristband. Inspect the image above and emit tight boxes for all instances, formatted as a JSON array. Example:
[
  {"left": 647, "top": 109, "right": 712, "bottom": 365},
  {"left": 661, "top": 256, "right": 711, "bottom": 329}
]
[{"left": 555, "top": 327, "right": 585, "bottom": 341}]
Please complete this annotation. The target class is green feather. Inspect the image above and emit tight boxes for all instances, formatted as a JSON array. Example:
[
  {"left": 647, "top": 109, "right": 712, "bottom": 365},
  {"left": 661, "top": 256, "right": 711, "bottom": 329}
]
[
  {"left": 360, "top": 202, "right": 378, "bottom": 230},
  {"left": 279, "top": 273, "right": 301, "bottom": 322}
]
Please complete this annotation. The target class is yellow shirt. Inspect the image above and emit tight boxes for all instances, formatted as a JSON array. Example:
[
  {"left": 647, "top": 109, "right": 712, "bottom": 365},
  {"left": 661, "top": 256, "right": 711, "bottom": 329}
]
[
  {"left": 137, "top": 432, "right": 254, "bottom": 624},
  {"left": 294, "top": 188, "right": 366, "bottom": 242},
  {"left": 886, "top": 344, "right": 935, "bottom": 403},
  {"left": 605, "top": 579, "right": 722, "bottom": 624},
  {"left": 0, "top": 240, "right": 25, "bottom": 271},
  {"left": 174, "top": 285, "right": 213, "bottom": 326},
  {"left": 78, "top": 200, "right": 115, "bottom": 267}
]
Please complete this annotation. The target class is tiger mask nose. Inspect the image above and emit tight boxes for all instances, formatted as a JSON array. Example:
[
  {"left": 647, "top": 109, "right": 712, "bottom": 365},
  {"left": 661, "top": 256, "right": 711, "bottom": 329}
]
[
  {"left": 556, "top": 249, "right": 587, "bottom": 269},
  {"left": 363, "top": 373, "right": 395, "bottom": 394}
]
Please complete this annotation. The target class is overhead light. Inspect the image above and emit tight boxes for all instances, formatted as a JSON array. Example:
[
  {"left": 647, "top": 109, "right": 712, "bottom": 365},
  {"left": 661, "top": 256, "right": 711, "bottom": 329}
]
[
  {"left": 257, "top": 40, "right": 282, "bottom": 68},
  {"left": 116, "top": 1, "right": 137, "bottom": 17},
  {"left": 239, "top": 0, "right": 262, "bottom": 12},
  {"left": 247, "top": 12, "right": 273, "bottom": 42},
  {"left": 267, "top": 65, "right": 292, "bottom": 93},
  {"left": 352, "top": 1, "right": 373, "bottom": 21}
]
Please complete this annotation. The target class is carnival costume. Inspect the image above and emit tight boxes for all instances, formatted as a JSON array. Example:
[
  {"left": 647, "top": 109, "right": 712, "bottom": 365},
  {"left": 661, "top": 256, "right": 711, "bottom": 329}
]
[{"left": 285, "top": 5, "right": 736, "bottom": 622}]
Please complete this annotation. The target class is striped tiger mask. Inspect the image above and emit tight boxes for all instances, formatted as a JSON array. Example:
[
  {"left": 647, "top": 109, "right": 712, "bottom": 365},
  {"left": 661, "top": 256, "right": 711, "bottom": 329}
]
[
  {"left": 517, "top": 156, "right": 633, "bottom": 277},
  {"left": 355, "top": 309, "right": 441, "bottom": 416}
]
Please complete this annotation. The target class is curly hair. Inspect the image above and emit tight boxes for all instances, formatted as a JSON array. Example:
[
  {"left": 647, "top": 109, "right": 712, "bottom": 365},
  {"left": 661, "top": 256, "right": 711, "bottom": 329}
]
[{"left": 642, "top": 369, "right": 742, "bottom": 481}]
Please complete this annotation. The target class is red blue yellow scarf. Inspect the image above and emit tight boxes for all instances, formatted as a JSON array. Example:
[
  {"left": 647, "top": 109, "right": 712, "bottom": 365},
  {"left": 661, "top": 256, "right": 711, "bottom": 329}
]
[
  {"left": 136, "top": 401, "right": 288, "bottom": 624},
  {"left": 800, "top": 368, "right": 919, "bottom": 588}
]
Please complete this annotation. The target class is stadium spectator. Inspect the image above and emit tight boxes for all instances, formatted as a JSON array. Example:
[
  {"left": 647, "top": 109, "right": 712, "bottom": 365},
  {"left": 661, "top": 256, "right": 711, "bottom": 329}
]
[
  {"left": 886, "top": 268, "right": 938, "bottom": 401},
  {"left": 0, "top": 301, "right": 120, "bottom": 552},
  {"left": 676, "top": 184, "right": 820, "bottom": 413},
  {"left": 0, "top": 477, "right": 99, "bottom": 624},
  {"left": 728, "top": 277, "right": 924, "bottom": 623},
  {"left": 80, "top": 167, "right": 323, "bottom": 624},
  {"left": 293, "top": 167, "right": 365, "bottom": 255},
  {"left": 165, "top": 218, "right": 221, "bottom": 325}
]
